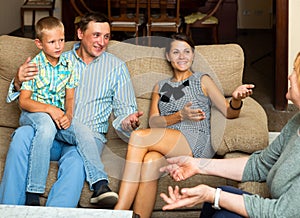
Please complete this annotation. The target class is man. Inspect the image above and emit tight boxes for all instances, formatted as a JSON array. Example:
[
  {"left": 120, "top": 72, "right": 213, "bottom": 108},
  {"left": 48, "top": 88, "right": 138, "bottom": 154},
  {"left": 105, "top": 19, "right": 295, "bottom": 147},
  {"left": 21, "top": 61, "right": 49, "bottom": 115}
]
[{"left": 0, "top": 12, "right": 142, "bottom": 208}]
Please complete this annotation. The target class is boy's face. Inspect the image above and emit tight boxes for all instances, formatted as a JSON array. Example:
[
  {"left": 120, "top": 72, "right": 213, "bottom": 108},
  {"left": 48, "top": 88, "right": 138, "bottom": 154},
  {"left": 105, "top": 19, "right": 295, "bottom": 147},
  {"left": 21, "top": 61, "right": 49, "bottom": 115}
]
[{"left": 35, "top": 27, "right": 65, "bottom": 66}]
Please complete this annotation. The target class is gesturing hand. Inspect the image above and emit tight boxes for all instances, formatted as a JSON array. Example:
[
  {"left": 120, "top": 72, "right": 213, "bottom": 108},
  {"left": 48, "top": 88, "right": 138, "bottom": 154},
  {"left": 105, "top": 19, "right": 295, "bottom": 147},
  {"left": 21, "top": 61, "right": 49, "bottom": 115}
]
[
  {"left": 180, "top": 102, "right": 205, "bottom": 121},
  {"left": 121, "top": 111, "right": 144, "bottom": 132},
  {"left": 160, "top": 156, "right": 200, "bottom": 181},
  {"left": 232, "top": 84, "right": 254, "bottom": 100},
  {"left": 160, "top": 185, "right": 211, "bottom": 210}
]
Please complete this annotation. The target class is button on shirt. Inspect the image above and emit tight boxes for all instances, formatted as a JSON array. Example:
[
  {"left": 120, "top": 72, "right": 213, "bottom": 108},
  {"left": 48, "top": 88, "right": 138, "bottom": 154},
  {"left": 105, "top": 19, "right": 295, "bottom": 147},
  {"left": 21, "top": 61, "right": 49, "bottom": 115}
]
[{"left": 20, "top": 51, "right": 78, "bottom": 110}]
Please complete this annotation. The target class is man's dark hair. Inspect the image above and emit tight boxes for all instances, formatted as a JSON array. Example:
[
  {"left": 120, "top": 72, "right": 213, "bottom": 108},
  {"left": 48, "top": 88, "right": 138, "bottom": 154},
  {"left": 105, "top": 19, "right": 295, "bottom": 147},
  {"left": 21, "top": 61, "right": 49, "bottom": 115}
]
[{"left": 78, "top": 12, "right": 111, "bottom": 32}]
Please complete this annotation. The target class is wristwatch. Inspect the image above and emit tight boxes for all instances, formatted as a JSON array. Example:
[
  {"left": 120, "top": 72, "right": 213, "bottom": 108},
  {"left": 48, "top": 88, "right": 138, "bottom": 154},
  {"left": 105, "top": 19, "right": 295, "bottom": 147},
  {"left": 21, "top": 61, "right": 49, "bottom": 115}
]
[{"left": 212, "top": 188, "right": 221, "bottom": 210}]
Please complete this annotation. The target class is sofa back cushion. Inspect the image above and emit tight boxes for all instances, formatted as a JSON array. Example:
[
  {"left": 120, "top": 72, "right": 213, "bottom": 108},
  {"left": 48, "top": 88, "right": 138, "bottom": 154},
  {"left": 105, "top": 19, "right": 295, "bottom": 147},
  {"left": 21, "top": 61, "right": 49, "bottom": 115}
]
[{"left": 0, "top": 35, "right": 243, "bottom": 132}]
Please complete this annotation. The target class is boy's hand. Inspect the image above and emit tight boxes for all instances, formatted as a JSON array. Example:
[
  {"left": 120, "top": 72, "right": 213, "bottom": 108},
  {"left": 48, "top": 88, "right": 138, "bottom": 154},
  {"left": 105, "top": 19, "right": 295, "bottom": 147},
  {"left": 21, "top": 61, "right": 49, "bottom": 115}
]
[
  {"left": 47, "top": 105, "right": 65, "bottom": 129},
  {"left": 58, "top": 114, "right": 72, "bottom": 129}
]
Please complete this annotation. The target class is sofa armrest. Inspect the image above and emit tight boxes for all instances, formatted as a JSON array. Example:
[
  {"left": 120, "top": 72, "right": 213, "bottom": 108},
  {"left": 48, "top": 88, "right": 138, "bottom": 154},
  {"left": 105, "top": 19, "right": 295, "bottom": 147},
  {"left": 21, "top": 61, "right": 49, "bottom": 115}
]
[{"left": 212, "top": 97, "right": 269, "bottom": 156}]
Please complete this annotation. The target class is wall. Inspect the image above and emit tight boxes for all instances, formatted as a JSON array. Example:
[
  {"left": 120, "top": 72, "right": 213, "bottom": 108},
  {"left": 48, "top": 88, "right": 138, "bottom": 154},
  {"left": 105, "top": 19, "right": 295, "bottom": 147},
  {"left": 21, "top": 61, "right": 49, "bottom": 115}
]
[
  {"left": 0, "top": 0, "right": 62, "bottom": 35},
  {"left": 237, "top": 0, "right": 273, "bottom": 29},
  {"left": 23, "top": 0, "right": 62, "bottom": 25},
  {"left": 0, "top": 0, "right": 23, "bottom": 35},
  {"left": 288, "top": 0, "right": 300, "bottom": 74}
]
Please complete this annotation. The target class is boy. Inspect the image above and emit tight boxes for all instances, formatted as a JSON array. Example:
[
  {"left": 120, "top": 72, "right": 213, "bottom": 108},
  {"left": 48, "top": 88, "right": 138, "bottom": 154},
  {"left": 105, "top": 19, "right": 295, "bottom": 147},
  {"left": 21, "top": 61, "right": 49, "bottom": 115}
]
[{"left": 18, "top": 16, "right": 112, "bottom": 206}]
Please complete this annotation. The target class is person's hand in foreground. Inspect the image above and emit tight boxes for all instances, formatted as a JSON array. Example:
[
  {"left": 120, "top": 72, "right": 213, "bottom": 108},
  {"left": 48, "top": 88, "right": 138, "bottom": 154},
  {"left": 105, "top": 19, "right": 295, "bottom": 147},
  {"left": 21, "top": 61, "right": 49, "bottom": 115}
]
[
  {"left": 159, "top": 156, "right": 200, "bottom": 181},
  {"left": 160, "top": 185, "right": 214, "bottom": 210}
]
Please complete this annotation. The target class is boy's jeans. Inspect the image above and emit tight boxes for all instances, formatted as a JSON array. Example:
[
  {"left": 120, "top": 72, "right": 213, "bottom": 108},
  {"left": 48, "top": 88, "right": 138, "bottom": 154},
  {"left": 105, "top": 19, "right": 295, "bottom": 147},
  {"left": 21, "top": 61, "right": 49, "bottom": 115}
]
[
  {"left": 19, "top": 111, "right": 108, "bottom": 193},
  {"left": 0, "top": 125, "right": 84, "bottom": 207}
]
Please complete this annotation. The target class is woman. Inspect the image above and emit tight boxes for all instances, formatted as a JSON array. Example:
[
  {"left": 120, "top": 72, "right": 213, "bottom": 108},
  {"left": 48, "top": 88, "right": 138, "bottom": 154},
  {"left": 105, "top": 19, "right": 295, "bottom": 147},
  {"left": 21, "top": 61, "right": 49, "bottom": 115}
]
[
  {"left": 114, "top": 33, "right": 254, "bottom": 217},
  {"left": 159, "top": 52, "right": 300, "bottom": 217}
]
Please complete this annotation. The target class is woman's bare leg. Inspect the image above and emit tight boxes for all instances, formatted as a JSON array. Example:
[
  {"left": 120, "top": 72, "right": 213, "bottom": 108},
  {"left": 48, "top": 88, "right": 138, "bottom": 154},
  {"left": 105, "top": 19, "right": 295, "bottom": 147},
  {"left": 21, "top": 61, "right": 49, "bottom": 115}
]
[
  {"left": 133, "top": 151, "right": 165, "bottom": 218},
  {"left": 115, "top": 128, "right": 192, "bottom": 211}
]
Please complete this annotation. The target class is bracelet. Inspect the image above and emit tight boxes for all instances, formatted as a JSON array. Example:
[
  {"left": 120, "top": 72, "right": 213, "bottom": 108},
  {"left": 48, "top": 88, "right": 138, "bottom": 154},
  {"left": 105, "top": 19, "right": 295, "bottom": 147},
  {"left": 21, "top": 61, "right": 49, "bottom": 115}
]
[
  {"left": 212, "top": 188, "right": 221, "bottom": 210},
  {"left": 229, "top": 99, "right": 243, "bottom": 110}
]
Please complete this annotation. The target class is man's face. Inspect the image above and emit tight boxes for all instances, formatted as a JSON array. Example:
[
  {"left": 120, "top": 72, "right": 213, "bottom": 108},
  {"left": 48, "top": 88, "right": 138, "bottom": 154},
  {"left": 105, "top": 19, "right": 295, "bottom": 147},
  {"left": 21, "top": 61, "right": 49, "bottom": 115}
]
[{"left": 77, "top": 21, "right": 111, "bottom": 60}]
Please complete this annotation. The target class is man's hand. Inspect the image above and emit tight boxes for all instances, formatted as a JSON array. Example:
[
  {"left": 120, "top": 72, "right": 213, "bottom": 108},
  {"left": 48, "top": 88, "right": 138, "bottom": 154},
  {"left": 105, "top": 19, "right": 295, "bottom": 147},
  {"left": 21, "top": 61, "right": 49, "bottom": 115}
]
[
  {"left": 121, "top": 111, "right": 144, "bottom": 132},
  {"left": 14, "top": 57, "right": 38, "bottom": 91}
]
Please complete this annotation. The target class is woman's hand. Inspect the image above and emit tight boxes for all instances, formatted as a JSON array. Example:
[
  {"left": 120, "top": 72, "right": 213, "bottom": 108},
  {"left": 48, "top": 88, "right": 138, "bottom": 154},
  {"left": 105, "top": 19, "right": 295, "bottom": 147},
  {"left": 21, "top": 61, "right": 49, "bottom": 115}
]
[
  {"left": 160, "top": 185, "right": 214, "bottom": 210},
  {"left": 14, "top": 57, "right": 38, "bottom": 91},
  {"left": 180, "top": 102, "right": 206, "bottom": 121},
  {"left": 160, "top": 156, "right": 200, "bottom": 181},
  {"left": 232, "top": 84, "right": 254, "bottom": 100}
]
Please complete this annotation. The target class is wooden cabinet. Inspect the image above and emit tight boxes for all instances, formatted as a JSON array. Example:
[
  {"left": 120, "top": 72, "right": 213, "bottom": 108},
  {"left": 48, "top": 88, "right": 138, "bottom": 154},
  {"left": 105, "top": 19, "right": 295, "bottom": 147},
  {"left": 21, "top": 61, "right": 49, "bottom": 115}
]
[{"left": 62, "top": 0, "right": 237, "bottom": 42}]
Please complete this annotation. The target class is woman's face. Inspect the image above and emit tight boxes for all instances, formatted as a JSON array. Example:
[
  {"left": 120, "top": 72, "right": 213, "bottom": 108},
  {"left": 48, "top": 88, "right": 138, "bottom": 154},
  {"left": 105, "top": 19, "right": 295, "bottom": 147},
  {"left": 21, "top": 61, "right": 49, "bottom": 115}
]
[
  {"left": 286, "top": 55, "right": 300, "bottom": 107},
  {"left": 166, "top": 40, "right": 194, "bottom": 73}
]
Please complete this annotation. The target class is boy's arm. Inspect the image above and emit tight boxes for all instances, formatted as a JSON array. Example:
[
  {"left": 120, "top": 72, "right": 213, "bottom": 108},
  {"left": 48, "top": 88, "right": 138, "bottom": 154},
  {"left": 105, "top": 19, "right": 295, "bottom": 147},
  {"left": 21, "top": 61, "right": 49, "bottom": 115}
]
[
  {"left": 19, "top": 90, "right": 65, "bottom": 128},
  {"left": 58, "top": 88, "right": 75, "bottom": 129},
  {"left": 64, "top": 88, "right": 75, "bottom": 119}
]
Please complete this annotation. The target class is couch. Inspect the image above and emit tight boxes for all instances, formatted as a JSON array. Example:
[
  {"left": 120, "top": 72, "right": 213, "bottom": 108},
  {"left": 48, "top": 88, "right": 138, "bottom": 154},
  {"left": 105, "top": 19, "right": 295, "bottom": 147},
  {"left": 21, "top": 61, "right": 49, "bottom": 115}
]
[{"left": 0, "top": 35, "right": 269, "bottom": 217}]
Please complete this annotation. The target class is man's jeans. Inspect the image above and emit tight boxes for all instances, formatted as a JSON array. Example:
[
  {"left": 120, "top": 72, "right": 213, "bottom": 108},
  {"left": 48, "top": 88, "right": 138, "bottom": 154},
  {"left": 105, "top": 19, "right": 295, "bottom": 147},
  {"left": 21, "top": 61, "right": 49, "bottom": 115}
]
[
  {"left": 0, "top": 125, "right": 84, "bottom": 207},
  {"left": 19, "top": 111, "right": 108, "bottom": 193}
]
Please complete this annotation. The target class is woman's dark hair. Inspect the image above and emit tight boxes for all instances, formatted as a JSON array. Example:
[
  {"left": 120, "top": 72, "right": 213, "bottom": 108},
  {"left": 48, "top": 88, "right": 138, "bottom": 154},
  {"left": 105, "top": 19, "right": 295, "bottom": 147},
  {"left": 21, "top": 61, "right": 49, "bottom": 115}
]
[
  {"left": 78, "top": 12, "right": 111, "bottom": 32},
  {"left": 166, "top": 33, "right": 195, "bottom": 53}
]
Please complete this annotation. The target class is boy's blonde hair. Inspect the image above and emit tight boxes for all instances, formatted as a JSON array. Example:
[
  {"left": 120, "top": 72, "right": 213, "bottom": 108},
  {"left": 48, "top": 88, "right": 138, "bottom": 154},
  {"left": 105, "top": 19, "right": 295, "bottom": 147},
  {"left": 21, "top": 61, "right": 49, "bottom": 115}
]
[{"left": 35, "top": 16, "right": 64, "bottom": 40}]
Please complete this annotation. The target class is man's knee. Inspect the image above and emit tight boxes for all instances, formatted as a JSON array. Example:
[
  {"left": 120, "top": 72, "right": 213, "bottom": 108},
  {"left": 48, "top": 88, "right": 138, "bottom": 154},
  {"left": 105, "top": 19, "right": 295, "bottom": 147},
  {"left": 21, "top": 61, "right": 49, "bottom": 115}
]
[
  {"left": 60, "top": 146, "right": 85, "bottom": 175},
  {"left": 9, "top": 126, "right": 35, "bottom": 154}
]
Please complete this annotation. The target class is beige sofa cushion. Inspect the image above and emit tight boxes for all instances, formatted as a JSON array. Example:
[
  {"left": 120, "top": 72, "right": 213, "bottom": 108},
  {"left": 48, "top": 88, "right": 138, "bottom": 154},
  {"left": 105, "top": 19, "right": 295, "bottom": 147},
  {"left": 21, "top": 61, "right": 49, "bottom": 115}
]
[{"left": 107, "top": 41, "right": 244, "bottom": 98}]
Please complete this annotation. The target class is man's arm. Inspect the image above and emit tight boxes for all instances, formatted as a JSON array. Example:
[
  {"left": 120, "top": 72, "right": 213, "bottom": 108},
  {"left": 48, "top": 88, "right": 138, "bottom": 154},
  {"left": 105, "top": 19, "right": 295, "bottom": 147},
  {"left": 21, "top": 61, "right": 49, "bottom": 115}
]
[
  {"left": 6, "top": 57, "right": 38, "bottom": 103},
  {"left": 160, "top": 156, "right": 249, "bottom": 182},
  {"left": 111, "top": 63, "right": 141, "bottom": 136}
]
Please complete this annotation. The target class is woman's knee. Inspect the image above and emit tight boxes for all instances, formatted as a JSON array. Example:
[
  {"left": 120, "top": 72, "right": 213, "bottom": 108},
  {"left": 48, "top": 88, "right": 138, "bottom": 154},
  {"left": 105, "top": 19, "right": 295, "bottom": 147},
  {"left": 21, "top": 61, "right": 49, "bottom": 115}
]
[
  {"left": 141, "top": 152, "right": 165, "bottom": 181},
  {"left": 143, "top": 151, "right": 164, "bottom": 163},
  {"left": 129, "top": 128, "right": 171, "bottom": 148}
]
